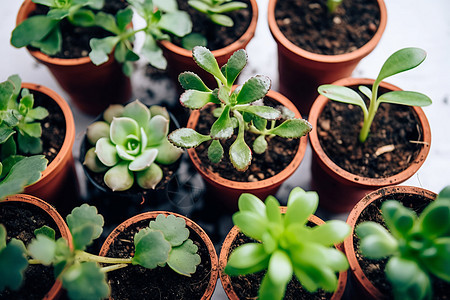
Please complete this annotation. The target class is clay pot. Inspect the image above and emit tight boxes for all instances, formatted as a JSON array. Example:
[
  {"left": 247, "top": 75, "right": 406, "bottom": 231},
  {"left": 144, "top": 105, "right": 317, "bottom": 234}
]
[
  {"left": 343, "top": 185, "right": 436, "bottom": 299},
  {"left": 267, "top": 0, "right": 387, "bottom": 116},
  {"left": 308, "top": 78, "right": 431, "bottom": 213},
  {"left": 15, "top": 0, "right": 132, "bottom": 115},
  {"left": 0, "top": 194, "right": 74, "bottom": 299},
  {"left": 99, "top": 211, "right": 219, "bottom": 300},
  {"left": 159, "top": 0, "right": 258, "bottom": 89},
  {"left": 219, "top": 210, "right": 347, "bottom": 299},
  {"left": 186, "top": 89, "right": 309, "bottom": 211},
  {"left": 22, "top": 82, "right": 78, "bottom": 213}
]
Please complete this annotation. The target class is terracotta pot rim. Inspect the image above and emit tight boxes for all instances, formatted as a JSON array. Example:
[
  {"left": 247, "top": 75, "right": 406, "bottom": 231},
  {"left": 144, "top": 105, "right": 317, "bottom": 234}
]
[
  {"left": 99, "top": 210, "right": 218, "bottom": 300},
  {"left": 267, "top": 0, "right": 387, "bottom": 64},
  {"left": 343, "top": 185, "right": 437, "bottom": 299},
  {"left": 187, "top": 89, "right": 308, "bottom": 191},
  {"left": 22, "top": 82, "right": 75, "bottom": 189},
  {"left": 219, "top": 210, "right": 347, "bottom": 300},
  {"left": 2, "top": 194, "right": 74, "bottom": 299},
  {"left": 308, "top": 77, "right": 431, "bottom": 188},
  {"left": 160, "top": 0, "right": 258, "bottom": 58}
]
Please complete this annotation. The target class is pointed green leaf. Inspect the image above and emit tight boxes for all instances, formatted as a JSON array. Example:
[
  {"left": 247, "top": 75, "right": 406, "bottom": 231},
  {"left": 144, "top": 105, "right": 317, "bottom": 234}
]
[
  {"left": 236, "top": 75, "right": 271, "bottom": 105},
  {"left": 104, "top": 161, "right": 134, "bottom": 191},
  {"left": 147, "top": 115, "right": 169, "bottom": 146},
  {"left": 232, "top": 211, "right": 267, "bottom": 240},
  {"left": 376, "top": 48, "right": 427, "bottom": 84},
  {"left": 265, "top": 196, "right": 281, "bottom": 224},
  {"left": 236, "top": 105, "right": 281, "bottom": 120},
  {"left": 209, "top": 2, "right": 248, "bottom": 13},
  {"left": 110, "top": 117, "right": 139, "bottom": 145},
  {"left": 225, "top": 49, "right": 247, "bottom": 86},
  {"left": 267, "top": 119, "right": 312, "bottom": 138},
  {"left": 229, "top": 136, "right": 251, "bottom": 171},
  {"left": 150, "top": 214, "right": 189, "bottom": 247},
  {"left": 378, "top": 91, "right": 432, "bottom": 107},
  {"left": 211, "top": 105, "right": 233, "bottom": 139},
  {"left": 136, "top": 162, "right": 163, "bottom": 189},
  {"left": 210, "top": 13, "right": 233, "bottom": 27},
  {"left": 309, "top": 220, "right": 351, "bottom": 246},
  {"left": 208, "top": 139, "right": 223, "bottom": 163},
  {"left": 225, "top": 243, "right": 270, "bottom": 276},
  {"left": 238, "top": 193, "right": 266, "bottom": 217},
  {"left": 178, "top": 72, "right": 211, "bottom": 92},
  {"left": 359, "top": 85, "right": 372, "bottom": 100},
  {"left": 293, "top": 267, "right": 319, "bottom": 293},
  {"left": 192, "top": 46, "right": 227, "bottom": 83},
  {"left": 132, "top": 229, "right": 171, "bottom": 268},
  {"left": 0, "top": 239, "right": 28, "bottom": 291},
  {"left": 122, "top": 100, "right": 150, "bottom": 129},
  {"left": 62, "top": 262, "right": 110, "bottom": 300},
  {"left": 180, "top": 90, "right": 216, "bottom": 109},
  {"left": 285, "top": 188, "right": 318, "bottom": 226},
  {"left": 168, "top": 128, "right": 211, "bottom": 148},
  {"left": 267, "top": 250, "right": 293, "bottom": 288},
  {"left": 168, "top": 239, "right": 200, "bottom": 276},
  {"left": 128, "top": 148, "right": 158, "bottom": 171},
  {"left": 382, "top": 201, "right": 417, "bottom": 238},
  {"left": 318, "top": 84, "right": 367, "bottom": 112},
  {"left": 356, "top": 222, "right": 398, "bottom": 259}
]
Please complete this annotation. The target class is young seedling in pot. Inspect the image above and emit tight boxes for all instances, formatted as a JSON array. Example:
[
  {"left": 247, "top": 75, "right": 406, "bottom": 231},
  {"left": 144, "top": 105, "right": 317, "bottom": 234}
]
[
  {"left": 327, "top": 0, "right": 342, "bottom": 14},
  {"left": 0, "top": 75, "right": 48, "bottom": 198},
  {"left": 188, "top": 0, "right": 247, "bottom": 27},
  {"left": 0, "top": 204, "right": 201, "bottom": 300},
  {"left": 83, "top": 100, "right": 183, "bottom": 192},
  {"left": 168, "top": 46, "right": 312, "bottom": 172},
  {"left": 318, "top": 47, "right": 432, "bottom": 143},
  {"left": 225, "top": 187, "right": 351, "bottom": 300},
  {"left": 356, "top": 186, "right": 450, "bottom": 300}
]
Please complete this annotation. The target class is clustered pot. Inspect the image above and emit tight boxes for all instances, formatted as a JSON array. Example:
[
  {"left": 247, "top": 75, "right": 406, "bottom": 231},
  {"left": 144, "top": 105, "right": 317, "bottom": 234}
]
[
  {"left": 99, "top": 211, "right": 219, "bottom": 299},
  {"left": 268, "top": 0, "right": 387, "bottom": 115},
  {"left": 160, "top": 0, "right": 258, "bottom": 89},
  {"left": 15, "top": 0, "right": 132, "bottom": 115},
  {"left": 308, "top": 78, "right": 431, "bottom": 213},
  {"left": 186, "top": 90, "right": 309, "bottom": 211},
  {"left": 343, "top": 185, "right": 437, "bottom": 299},
  {"left": 0, "top": 194, "right": 73, "bottom": 299},
  {"left": 219, "top": 210, "right": 347, "bottom": 299}
]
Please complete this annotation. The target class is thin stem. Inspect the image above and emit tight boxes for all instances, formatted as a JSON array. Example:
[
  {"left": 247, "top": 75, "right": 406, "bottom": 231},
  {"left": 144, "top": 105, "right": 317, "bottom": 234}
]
[
  {"left": 28, "top": 259, "right": 41, "bottom": 265},
  {"left": 359, "top": 83, "right": 380, "bottom": 142},
  {"left": 75, "top": 251, "right": 133, "bottom": 265},
  {"left": 233, "top": 110, "right": 245, "bottom": 140},
  {"left": 100, "top": 263, "right": 129, "bottom": 273}
]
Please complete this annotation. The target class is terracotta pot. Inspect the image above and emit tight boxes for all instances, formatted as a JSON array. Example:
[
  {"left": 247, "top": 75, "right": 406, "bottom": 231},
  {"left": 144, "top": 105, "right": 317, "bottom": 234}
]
[
  {"left": 22, "top": 82, "right": 78, "bottom": 213},
  {"left": 308, "top": 78, "right": 431, "bottom": 213},
  {"left": 267, "top": 0, "right": 387, "bottom": 116},
  {"left": 219, "top": 210, "right": 347, "bottom": 299},
  {"left": 16, "top": 0, "right": 132, "bottom": 115},
  {"left": 187, "top": 89, "right": 309, "bottom": 211},
  {"left": 99, "top": 211, "right": 219, "bottom": 300},
  {"left": 159, "top": 0, "right": 258, "bottom": 89},
  {"left": 343, "top": 185, "right": 436, "bottom": 299},
  {"left": 1, "top": 194, "right": 74, "bottom": 299}
]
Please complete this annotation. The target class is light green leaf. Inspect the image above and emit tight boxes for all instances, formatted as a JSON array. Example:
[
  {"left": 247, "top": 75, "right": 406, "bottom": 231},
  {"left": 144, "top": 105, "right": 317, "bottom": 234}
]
[
  {"left": 210, "top": 13, "right": 233, "bottom": 27},
  {"left": 62, "top": 262, "right": 110, "bottom": 300},
  {"left": 229, "top": 136, "right": 251, "bottom": 171},
  {"left": 86, "top": 121, "right": 110, "bottom": 146},
  {"left": 208, "top": 139, "right": 223, "bottom": 163},
  {"left": 180, "top": 90, "right": 216, "bottom": 109},
  {"left": 238, "top": 193, "right": 266, "bottom": 218},
  {"left": 318, "top": 84, "right": 367, "bottom": 113},
  {"left": 154, "top": 138, "right": 183, "bottom": 165},
  {"left": 285, "top": 188, "right": 318, "bottom": 226},
  {"left": 178, "top": 72, "right": 211, "bottom": 92},
  {"left": 309, "top": 220, "right": 351, "bottom": 246},
  {"left": 89, "top": 36, "right": 120, "bottom": 66},
  {"left": 95, "top": 137, "right": 119, "bottom": 167},
  {"left": 225, "top": 49, "right": 247, "bottom": 87},
  {"left": 225, "top": 243, "right": 270, "bottom": 276},
  {"left": 253, "top": 135, "right": 267, "bottom": 154},
  {"left": 27, "top": 107, "right": 49, "bottom": 120},
  {"left": 192, "top": 46, "right": 227, "bottom": 83},
  {"left": 132, "top": 229, "right": 171, "bottom": 268},
  {"left": 122, "top": 100, "right": 150, "bottom": 129},
  {"left": 265, "top": 196, "right": 281, "bottom": 224},
  {"left": 359, "top": 85, "right": 372, "bottom": 99},
  {"left": 83, "top": 147, "right": 108, "bottom": 173},
  {"left": 147, "top": 115, "right": 169, "bottom": 146},
  {"left": 168, "top": 239, "right": 200, "bottom": 276},
  {"left": 28, "top": 234, "right": 56, "bottom": 265},
  {"left": 322, "top": 248, "right": 349, "bottom": 271},
  {"left": 236, "top": 75, "right": 271, "bottom": 105},
  {"left": 66, "top": 204, "right": 104, "bottom": 250},
  {"left": 0, "top": 225, "right": 5, "bottom": 250},
  {"left": 136, "top": 162, "right": 163, "bottom": 189},
  {"left": 188, "top": 0, "right": 209, "bottom": 13},
  {"left": 150, "top": 214, "right": 189, "bottom": 247},
  {"left": 104, "top": 161, "right": 134, "bottom": 191},
  {"left": 209, "top": 2, "right": 248, "bottom": 13},
  {"left": 211, "top": 105, "right": 233, "bottom": 139},
  {"left": 293, "top": 267, "right": 319, "bottom": 293},
  {"left": 236, "top": 105, "right": 280, "bottom": 120},
  {"left": 419, "top": 201, "right": 450, "bottom": 239},
  {"left": 423, "top": 237, "right": 450, "bottom": 281},
  {"left": 356, "top": 222, "right": 398, "bottom": 259},
  {"left": 129, "top": 148, "right": 158, "bottom": 171},
  {"left": 267, "top": 119, "right": 312, "bottom": 138},
  {"left": 168, "top": 128, "right": 211, "bottom": 148},
  {"left": 109, "top": 117, "right": 139, "bottom": 146},
  {"left": 268, "top": 250, "right": 292, "bottom": 288},
  {"left": 378, "top": 91, "right": 432, "bottom": 107},
  {"left": 0, "top": 238, "right": 28, "bottom": 291},
  {"left": 116, "top": 7, "right": 133, "bottom": 31},
  {"left": 382, "top": 200, "right": 416, "bottom": 238},
  {"left": 34, "top": 225, "right": 56, "bottom": 240},
  {"left": 11, "top": 16, "right": 58, "bottom": 48},
  {"left": 158, "top": 11, "right": 192, "bottom": 37},
  {"left": 95, "top": 11, "right": 119, "bottom": 34},
  {"left": 258, "top": 273, "right": 285, "bottom": 300},
  {"left": 141, "top": 33, "right": 167, "bottom": 70},
  {"left": 103, "top": 104, "right": 124, "bottom": 124},
  {"left": 29, "top": 25, "right": 61, "bottom": 55},
  {"left": 232, "top": 211, "right": 267, "bottom": 240},
  {"left": 19, "top": 123, "right": 41, "bottom": 138},
  {"left": 154, "top": 0, "right": 178, "bottom": 12}
]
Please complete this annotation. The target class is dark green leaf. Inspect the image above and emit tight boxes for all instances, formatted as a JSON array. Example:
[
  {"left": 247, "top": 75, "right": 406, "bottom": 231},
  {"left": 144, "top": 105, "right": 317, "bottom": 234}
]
[
  {"left": 95, "top": 11, "right": 119, "bottom": 34},
  {"left": 29, "top": 23, "right": 62, "bottom": 55},
  {"left": 376, "top": 48, "right": 427, "bottom": 84},
  {"left": 33, "top": 0, "right": 55, "bottom": 6},
  {"left": 0, "top": 225, "right": 5, "bottom": 250},
  {"left": 11, "top": 16, "right": 58, "bottom": 48},
  {"left": 225, "top": 49, "right": 247, "bottom": 87},
  {"left": 17, "top": 132, "right": 42, "bottom": 154},
  {"left": 225, "top": 243, "right": 270, "bottom": 276},
  {"left": 62, "top": 262, "right": 110, "bottom": 300},
  {"left": 181, "top": 33, "right": 207, "bottom": 50},
  {"left": 423, "top": 237, "right": 450, "bottom": 281},
  {"left": 437, "top": 186, "right": 450, "bottom": 202},
  {"left": 0, "top": 238, "right": 28, "bottom": 291},
  {"left": 267, "top": 119, "right": 312, "bottom": 138},
  {"left": 140, "top": 33, "right": 167, "bottom": 70},
  {"left": 378, "top": 91, "right": 432, "bottom": 107},
  {"left": 34, "top": 225, "right": 56, "bottom": 240},
  {"left": 0, "top": 80, "right": 14, "bottom": 110},
  {"left": 229, "top": 136, "right": 251, "bottom": 171},
  {"left": 179, "top": 90, "right": 216, "bottom": 109},
  {"left": 0, "top": 155, "right": 22, "bottom": 178},
  {"left": 149, "top": 214, "right": 189, "bottom": 247},
  {"left": 70, "top": 9, "right": 96, "bottom": 27},
  {"left": 116, "top": 7, "right": 133, "bottom": 31},
  {"left": 66, "top": 204, "right": 104, "bottom": 250},
  {"left": 236, "top": 75, "right": 271, "bottom": 105},
  {"left": 211, "top": 105, "right": 233, "bottom": 139},
  {"left": 47, "top": 8, "right": 69, "bottom": 20},
  {"left": 168, "top": 128, "right": 211, "bottom": 148},
  {"left": 132, "top": 228, "right": 171, "bottom": 268},
  {"left": 0, "top": 124, "right": 15, "bottom": 144},
  {"left": 178, "top": 72, "right": 211, "bottom": 92},
  {"left": 208, "top": 139, "right": 223, "bottom": 163}
]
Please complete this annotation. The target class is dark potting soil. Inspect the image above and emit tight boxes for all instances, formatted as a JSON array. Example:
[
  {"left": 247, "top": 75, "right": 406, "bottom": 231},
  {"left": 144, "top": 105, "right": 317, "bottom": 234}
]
[
  {"left": 30, "top": 0, "right": 128, "bottom": 58},
  {"left": 194, "top": 98, "right": 300, "bottom": 182},
  {"left": 275, "top": 0, "right": 380, "bottom": 55},
  {"left": 172, "top": 0, "right": 252, "bottom": 50},
  {"left": 103, "top": 218, "right": 213, "bottom": 299},
  {"left": 0, "top": 201, "right": 62, "bottom": 300},
  {"left": 317, "top": 86, "right": 424, "bottom": 178},
  {"left": 228, "top": 232, "right": 333, "bottom": 299},
  {"left": 353, "top": 192, "right": 450, "bottom": 299}
]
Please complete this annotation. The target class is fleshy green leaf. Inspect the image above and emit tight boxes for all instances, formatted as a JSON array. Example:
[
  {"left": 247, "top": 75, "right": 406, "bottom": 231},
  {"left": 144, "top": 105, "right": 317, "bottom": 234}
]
[
  {"left": 103, "top": 104, "right": 124, "bottom": 123},
  {"left": 34, "top": 225, "right": 56, "bottom": 240},
  {"left": 238, "top": 193, "right": 266, "bottom": 218},
  {"left": 236, "top": 105, "right": 281, "bottom": 120},
  {"left": 423, "top": 237, "right": 450, "bottom": 281},
  {"left": 95, "top": 137, "right": 119, "bottom": 167},
  {"left": 225, "top": 243, "right": 270, "bottom": 276},
  {"left": 258, "top": 273, "right": 285, "bottom": 300},
  {"left": 83, "top": 147, "right": 108, "bottom": 173},
  {"left": 356, "top": 222, "right": 398, "bottom": 259},
  {"left": 116, "top": 7, "right": 133, "bottom": 31},
  {"left": 150, "top": 214, "right": 189, "bottom": 247},
  {"left": 128, "top": 148, "right": 158, "bottom": 171},
  {"left": 210, "top": 105, "right": 233, "bottom": 139},
  {"left": 236, "top": 75, "right": 271, "bottom": 105},
  {"left": 136, "top": 162, "right": 163, "bottom": 189},
  {"left": 66, "top": 204, "right": 104, "bottom": 250},
  {"left": 382, "top": 201, "right": 417, "bottom": 238},
  {"left": 253, "top": 135, "right": 268, "bottom": 154},
  {"left": 359, "top": 85, "right": 373, "bottom": 99},
  {"left": 154, "top": 138, "right": 183, "bottom": 165},
  {"left": 267, "top": 250, "right": 293, "bottom": 289},
  {"left": 318, "top": 84, "right": 367, "bottom": 113},
  {"left": 178, "top": 72, "right": 211, "bottom": 92},
  {"left": 154, "top": 0, "right": 178, "bottom": 12},
  {"left": 285, "top": 188, "right": 318, "bottom": 226},
  {"left": 62, "top": 262, "right": 110, "bottom": 300},
  {"left": 229, "top": 136, "right": 251, "bottom": 171},
  {"left": 419, "top": 201, "right": 450, "bottom": 238},
  {"left": 0, "top": 238, "right": 28, "bottom": 291},
  {"left": 267, "top": 119, "right": 312, "bottom": 138},
  {"left": 179, "top": 90, "right": 216, "bottom": 109},
  {"left": 308, "top": 220, "right": 351, "bottom": 247},
  {"left": 322, "top": 248, "right": 349, "bottom": 271},
  {"left": 147, "top": 115, "right": 169, "bottom": 146},
  {"left": 232, "top": 211, "right": 267, "bottom": 240},
  {"left": 95, "top": 11, "right": 119, "bottom": 34},
  {"left": 192, "top": 46, "right": 227, "bottom": 83},
  {"left": 209, "top": 2, "right": 248, "bottom": 13},
  {"left": 168, "top": 239, "right": 200, "bottom": 276},
  {"left": 29, "top": 25, "right": 61, "bottom": 55},
  {"left": 132, "top": 229, "right": 171, "bottom": 268},
  {"left": 378, "top": 91, "right": 432, "bottom": 107},
  {"left": 376, "top": 48, "right": 427, "bottom": 84},
  {"left": 122, "top": 100, "right": 151, "bottom": 129},
  {"left": 210, "top": 13, "right": 233, "bottom": 27},
  {"left": 110, "top": 117, "right": 140, "bottom": 146},
  {"left": 208, "top": 139, "right": 223, "bottom": 163},
  {"left": 158, "top": 11, "right": 192, "bottom": 37},
  {"left": 70, "top": 9, "right": 96, "bottom": 27},
  {"left": 225, "top": 49, "right": 247, "bottom": 87},
  {"left": 265, "top": 196, "right": 281, "bottom": 225},
  {"left": 168, "top": 128, "right": 211, "bottom": 148},
  {"left": 104, "top": 161, "right": 134, "bottom": 191},
  {"left": 86, "top": 121, "right": 110, "bottom": 145}
]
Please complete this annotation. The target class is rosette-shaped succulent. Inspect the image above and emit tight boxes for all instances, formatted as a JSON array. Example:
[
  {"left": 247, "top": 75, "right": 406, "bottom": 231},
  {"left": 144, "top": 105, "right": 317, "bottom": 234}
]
[{"left": 83, "top": 100, "right": 183, "bottom": 191}]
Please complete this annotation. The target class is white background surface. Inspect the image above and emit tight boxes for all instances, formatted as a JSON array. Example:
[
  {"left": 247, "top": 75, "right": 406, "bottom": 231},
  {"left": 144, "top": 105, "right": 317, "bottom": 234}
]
[{"left": 1, "top": 0, "right": 450, "bottom": 298}]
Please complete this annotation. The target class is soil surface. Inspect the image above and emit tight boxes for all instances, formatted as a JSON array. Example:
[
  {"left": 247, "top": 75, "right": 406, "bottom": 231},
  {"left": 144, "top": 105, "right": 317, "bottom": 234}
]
[
  {"left": 172, "top": 0, "right": 252, "bottom": 50},
  {"left": 353, "top": 192, "right": 450, "bottom": 298},
  {"left": 30, "top": 0, "right": 128, "bottom": 58},
  {"left": 0, "top": 201, "right": 61, "bottom": 300},
  {"left": 227, "top": 232, "right": 333, "bottom": 299},
  {"left": 275, "top": 0, "right": 380, "bottom": 55},
  {"left": 194, "top": 98, "right": 300, "bottom": 182},
  {"left": 103, "top": 218, "right": 213, "bottom": 299},
  {"left": 317, "top": 85, "right": 424, "bottom": 178}
]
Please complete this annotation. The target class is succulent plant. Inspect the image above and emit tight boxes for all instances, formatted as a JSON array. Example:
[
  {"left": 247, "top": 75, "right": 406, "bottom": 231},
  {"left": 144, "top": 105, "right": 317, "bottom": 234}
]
[
  {"left": 83, "top": 100, "right": 183, "bottom": 191},
  {"left": 188, "top": 0, "right": 248, "bottom": 27}
]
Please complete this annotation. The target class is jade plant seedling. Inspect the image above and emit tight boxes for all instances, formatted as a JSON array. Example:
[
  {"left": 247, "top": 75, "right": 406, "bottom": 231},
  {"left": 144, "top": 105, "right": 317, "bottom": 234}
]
[
  {"left": 188, "top": 0, "right": 248, "bottom": 27},
  {"left": 356, "top": 186, "right": 450, "bottom": 300},
  {"left": 318, "top": 47, "right": 432, "bottom": 143},
  {"left": 0, "top": 75, "right": 48, "bottom": 198},
  {"left": 83, "top": 100, "right": 183, "bottom": 192},
  {"left": 89, "top": 0, "right": 192, "bottom": 74},
  {"left": 0, "top": 204, "right": 201, "bottom": 300},
  {"left": 168, "top": 47, "right": 312, "bottom": 172},
  {"left": 225, "top": 187, "right": 351, "bottom": 300}
]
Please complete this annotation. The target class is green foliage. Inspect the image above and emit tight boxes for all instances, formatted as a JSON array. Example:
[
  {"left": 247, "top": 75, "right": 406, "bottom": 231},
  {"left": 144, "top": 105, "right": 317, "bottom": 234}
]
[
  {"left": 327, "top": 0, "right": 342, "bottom": 14},
  {"left": 224, "top": 187, "right": 351, "bottom": 299},
  {"left": 188, "top": 0, "right": 248, "bottom": 27},
  {"left": 169, "top": 47, "right": 312, "bottom": 171},
  {"left": 2, "top": 204, "right": 201, "bottom": 299},
  {"left": 318, "top": 47, "right": 432, "bottom": 143},
  {"left": 83, "top": 100, "right": 183, "bottom": 191},
  {"left": 356, "top": 186, "right": 450, "bottom": 300}
]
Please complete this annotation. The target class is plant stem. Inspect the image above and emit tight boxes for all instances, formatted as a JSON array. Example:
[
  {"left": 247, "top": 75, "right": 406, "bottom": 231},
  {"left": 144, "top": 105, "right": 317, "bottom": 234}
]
[
  {"left": 359, "top": 83, "right": 380, "bottom": 142},
  {"left": 75, "top": 251, "right": 133, "bottom": 265},
  {"left": 100, "top": 263, "right": 129, "bottom": 273}
]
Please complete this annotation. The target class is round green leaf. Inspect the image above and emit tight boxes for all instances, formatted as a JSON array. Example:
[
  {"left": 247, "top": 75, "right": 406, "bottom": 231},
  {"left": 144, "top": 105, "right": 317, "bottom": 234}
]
[
  {"left": 62, "top": 262, "right": 110, "bottom": 300},
  {"left": 132, "top": 229, "right": 171, "bottom": 269},
  {"left": 168, "top": 239, "right": 200, "bottom": 276},
  {"left": 104, "top": 161, "right": 134, "bottom": 191},
  {"left": 150, "top": 214, "right": 189, "bottom": 247},
  {"left": 229, "top": 136, "right": 251, "bottom": 171}
]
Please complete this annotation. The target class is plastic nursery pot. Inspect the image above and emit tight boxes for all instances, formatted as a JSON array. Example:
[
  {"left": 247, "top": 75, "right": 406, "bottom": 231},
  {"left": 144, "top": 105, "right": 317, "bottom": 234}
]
[
  {"left": 15, "top": 0, "right": 132, "bottom": 116},
  {"left": 21, "top": 82, "right": 78, "bottom": 212},
  {"left": 343, "top": 185, "right": 436, "bottom": 299},
  {"left": 186, "top": 89, "right": 309, "bottom": 211},
  {"left": 0, "top": 194, "right": 74, "bottom": 300},
  {"left": 267, "top": 0, "right": 387, "bottom": 116},
  {"left": 308, "top": 78, "right": 431, "bottom": 213},
  {"left": 99, "top": 211, "right": 219, "bottom": 300},
  {"left": 159, "top": 0, "right": 258, "bottom": 90},
  {"left": 219, "top": 209, "right": 347, "bottom": 300}
]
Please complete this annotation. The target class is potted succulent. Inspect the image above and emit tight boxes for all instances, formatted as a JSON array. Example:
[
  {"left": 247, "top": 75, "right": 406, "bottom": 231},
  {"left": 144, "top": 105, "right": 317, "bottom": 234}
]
[
  {"left": 99, "top": 210, "right": 219, "bottom": 299},
  {"left": 0, "top": 75, "right": 76, "bottom": 206},
  {"left": 219, "top": 187, "right": 350, "bottom": 299},
  {"left": 168, "top": 47, "right": 312, "bottom": 210},
  {"left": 344, "top": 185, "right": 450, "bottom": 299},
  {"left": 267, "top": 0, "right": 387, "bottom": 115},
  {"left": 0, "top": 194, "right": 73, "bottom": 299},
  {"left": 309, "top": 47, "right": 432, "bottom": 212}
]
